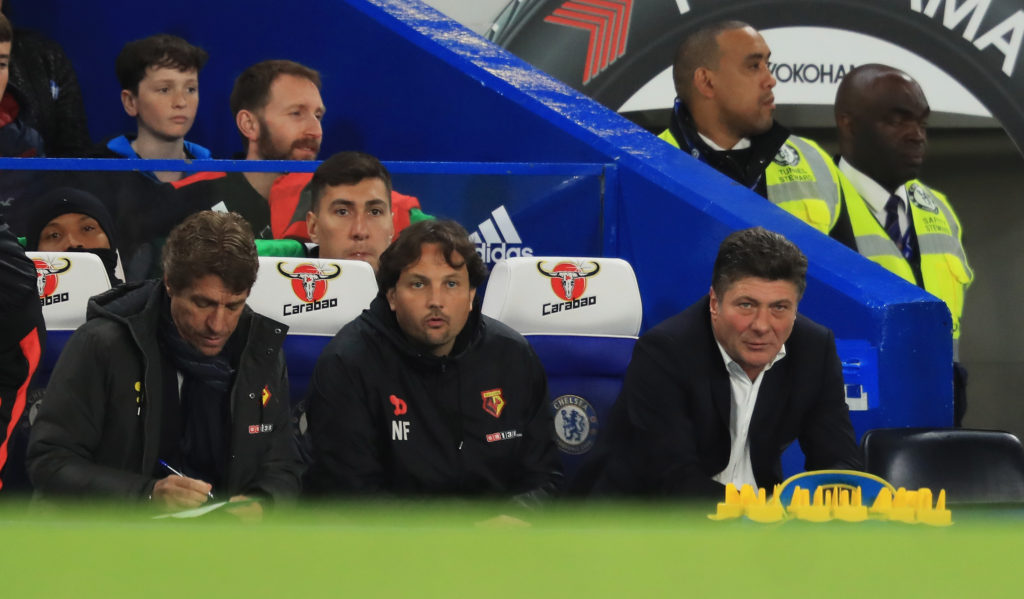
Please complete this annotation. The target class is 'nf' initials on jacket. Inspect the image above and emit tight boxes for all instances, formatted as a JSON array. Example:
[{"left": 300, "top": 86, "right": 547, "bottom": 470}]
[{"left": 305, "top": 295, "right": 563, "bottom": 501}]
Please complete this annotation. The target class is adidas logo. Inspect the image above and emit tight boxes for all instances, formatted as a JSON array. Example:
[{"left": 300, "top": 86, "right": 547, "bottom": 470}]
[{"left": 469, "top": 205, "right": 534, "bottom": 264}]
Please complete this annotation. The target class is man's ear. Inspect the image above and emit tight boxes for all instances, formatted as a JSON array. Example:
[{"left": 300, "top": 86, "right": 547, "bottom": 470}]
[
  {"left": 385, "top": 287, "right": 397, "bottom": 312},
  {"left": 469, "top": 287, "right": 477, "bottom": 311},
  {"left": 121, "top": 90, "right": 139, "bottom": 118},
  {"left": 164, "top": 276, "right": 174, "bottom": 298},
  {"left": 306, "top": 210, "right": 320, "bottom": 244},
  {"left": 236, "top": 109, "right": 260, "bottom": 143},
  {"left": 836, "top": 111, "right": 854, "bottom": 138},
  {"left": 708, "top": 285, "right": 718, "bottom": 317},
  {"left": 693, "top": 67, "right": 715, "bottom": 99}
]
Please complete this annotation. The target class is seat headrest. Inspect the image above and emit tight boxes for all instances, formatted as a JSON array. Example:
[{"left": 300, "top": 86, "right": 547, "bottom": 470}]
[
  {"left": 27, "top": 251, "right": 113, "bottom": 330},
  {"left": 249, "top": 257, "right": 378, "bottom": 335},
  {"left": 481, "top": 257, "right": 642, "bottom": 336}
]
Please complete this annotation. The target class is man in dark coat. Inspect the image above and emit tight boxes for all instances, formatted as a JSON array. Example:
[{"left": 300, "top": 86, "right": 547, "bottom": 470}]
[
  {"left": 305, "top": 219, "right": 563, "bottom": 503},
  {"left": 28, "top": 211, "right": 302, "bottom": 513},
  {"left": 588, "top": 227, "right": 860, "bottom": 497}
]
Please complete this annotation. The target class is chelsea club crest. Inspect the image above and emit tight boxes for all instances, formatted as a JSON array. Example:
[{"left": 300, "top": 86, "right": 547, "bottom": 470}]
[
  {"left": 552, "top": 395, "right": 598, "bottom": 455},
  {"left": 908, "top": 183, "right": 939, "bottom": 214},
  {"left": 772, "top": 144, "right": 800, "bottom": 167}
]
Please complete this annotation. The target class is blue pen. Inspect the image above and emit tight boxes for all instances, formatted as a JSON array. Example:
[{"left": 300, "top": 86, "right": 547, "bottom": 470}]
[{"left": 159, "top": 460, "right": 215, "bottom": 500}]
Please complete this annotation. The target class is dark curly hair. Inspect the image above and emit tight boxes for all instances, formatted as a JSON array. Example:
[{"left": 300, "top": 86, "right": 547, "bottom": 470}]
[
  {"left": 711, "top": 227, "right": 807, "bottom": 298},
  {"left": 377, "top": 219, "right": 487, "bottom": 292}
]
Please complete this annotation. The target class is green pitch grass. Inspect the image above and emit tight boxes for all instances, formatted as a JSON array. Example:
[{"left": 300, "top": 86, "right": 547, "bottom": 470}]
[{"left": 1, "top": 500, "right": 1022, "bottom": 597}]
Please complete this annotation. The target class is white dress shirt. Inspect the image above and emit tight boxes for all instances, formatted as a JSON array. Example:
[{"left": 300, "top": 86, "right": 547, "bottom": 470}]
[
  {"left": 838, "top": 158, "right": 909, "bottom": 238},
  {"left": 711, "top": 341, "right": 787, "bottom": 489},
  {"left": 698, "top": 131, "right": 752, "bottom": 151}
]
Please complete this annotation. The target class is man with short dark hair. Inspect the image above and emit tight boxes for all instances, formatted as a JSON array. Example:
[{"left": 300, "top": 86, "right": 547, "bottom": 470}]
[
  {"left": 831, "top": 64, "right": 972, "bottom": 425},
  {"left": 589, "top": 227, "right": 860, "bottom": 497},
  {"left": 305, "top": 151, "right": 432, "bottom": 271},
  {"left": 229, "top": 60, "right": 324, "bottom": 164},
  {"left": 659, "top": 21, "right": 842, "bottom": 234},
  {"left": 175, "top": 60, "right": 324, "bottom": 239},
  {"left": 175, "top": 64, "right": 427, "bottom": 244},
  {"left": 28, "top": 211, "right": 302, "bottom": 512},
  {"left": 306, "top": 151, "right": 392, "bottom": 269},
  {"left": 305, "top": 219, "right": 562, "bottom": 500}
]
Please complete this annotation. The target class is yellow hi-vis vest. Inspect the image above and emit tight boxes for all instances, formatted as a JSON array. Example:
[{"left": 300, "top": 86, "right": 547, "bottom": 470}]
[
  {"left": 658, "top": 129, "right": 841, "bottom": 234},
  {"left": 839, "top": 174, "right": 973, "bottom": 347}
]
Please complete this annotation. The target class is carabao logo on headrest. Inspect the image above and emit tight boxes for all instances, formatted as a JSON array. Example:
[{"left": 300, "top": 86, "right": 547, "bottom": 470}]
[
  {"left": 33, "top": 257, "right": 71, "bottom": 299},
  {"left": 536, "top": 260, "right": 600, "bottom": 302},
  {"left": 276, "top": 262, "right": 341, "bottom": 303}
]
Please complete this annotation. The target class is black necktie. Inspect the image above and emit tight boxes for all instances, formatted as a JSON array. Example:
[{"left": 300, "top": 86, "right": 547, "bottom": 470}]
[
  {"left": 884, "top": 195, "right": 903, "bottom": 248},
  {"left": 884, "top": 194, "right": 916, "bottom": 261}
]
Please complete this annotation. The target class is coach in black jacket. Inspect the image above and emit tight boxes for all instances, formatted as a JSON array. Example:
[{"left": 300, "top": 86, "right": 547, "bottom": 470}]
[
  {"left": 305, "top": 220, "right": 562, "bottom": 502},
  {"left": 588, "top": 228, "right": 860, "bottom": 497},
  {"left": 28, "top": 212, "right": 301, "bottom": 510},
  {"left": 0, "top": 215, "right": 44, "bottom": 491}
]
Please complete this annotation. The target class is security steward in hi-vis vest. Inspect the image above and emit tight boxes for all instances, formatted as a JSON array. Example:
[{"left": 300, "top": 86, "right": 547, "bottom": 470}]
[
  {"left": 833, "top": 175, "right": 972, "bottom": 346},
  {"left": 659, "top": 113, "right": 841, "bottom": 234},
  {"left": 658, "top": 20, "right": 841, "bottom": 234},
  {"left": 833, "top": 63, "right": 972, "bottom": 425}
]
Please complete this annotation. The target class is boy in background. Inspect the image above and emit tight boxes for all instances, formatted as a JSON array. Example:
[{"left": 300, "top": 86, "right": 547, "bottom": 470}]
[{"left": 97, "top": 34, "right": 210, "bottom": 182}]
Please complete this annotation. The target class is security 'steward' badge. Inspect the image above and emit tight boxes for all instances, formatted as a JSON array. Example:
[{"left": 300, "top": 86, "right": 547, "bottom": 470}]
[
  {"left": 908, "top": 183, "right": 939, "bottom": 214},
  {"left": 481, "top": 388, "right": 505, "bottom": 418},
  {"left": 772, "top": 144, "right": 800, "bottom": 167}
]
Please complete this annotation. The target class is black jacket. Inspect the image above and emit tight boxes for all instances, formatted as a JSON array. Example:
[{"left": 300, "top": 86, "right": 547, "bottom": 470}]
[
  {"left": 0, "top": 216, "right": 44, "bottom": 488},
  {"left": 587, "top": 295, "right": 861, "bottom": 497},
  {"left": 27, "top": 280, "right": 302, "bottom": 501},
  {"left": 668, "top": 102, "right": 790, "bottom": 198},
  {"left": 306, "top": 295, "right": 563, "bottom": 500},
  {"left": 9, "top": 28, "right": 91, "bottom": 157}
]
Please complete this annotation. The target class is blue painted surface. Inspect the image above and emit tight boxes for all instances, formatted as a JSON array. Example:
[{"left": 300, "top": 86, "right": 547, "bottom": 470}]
[{"left": 9, "top": 0, "right": 953, "bottom": 446}]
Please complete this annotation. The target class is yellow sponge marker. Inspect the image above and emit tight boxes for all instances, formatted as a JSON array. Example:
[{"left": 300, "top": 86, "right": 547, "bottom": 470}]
[
  {"left": 834, "top": 487, "right": 868, "bottom": 522},
  {"left": 797, "top": 485, "right": 832, "bottom": 522},
  {"left": 917, "top": 488, "right": 953, "bottom": 527},
  {"left": 739, "top": 484, "right": 758, "bottom": 506},
  {"left": 708, "top": 483, "right": 744, "bottom": 520},
  {"left": 869, "top": 487, "right": 893, "bottom": 516},
  {"left": 786, "top": 486, "right": 809, "bottom": 518},
  {"left": 888, "top": 488, "right": 917, "bottom": 523},
  {"left": 747, "top": 487, "right": 785, "bottom": 523}
]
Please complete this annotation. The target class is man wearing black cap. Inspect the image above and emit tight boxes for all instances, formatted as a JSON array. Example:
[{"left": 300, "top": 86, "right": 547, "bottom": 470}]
[{"left": 26, "top": 187, "right": 122, "bottom": 285}]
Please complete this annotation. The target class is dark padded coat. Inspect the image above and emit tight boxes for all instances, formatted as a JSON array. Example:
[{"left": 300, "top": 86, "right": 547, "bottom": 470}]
[
  {"left": 27, "top": 280, "right": 302, "bottom": 502},
  {"left": 305, "top": 295, "right": 563, "bottom": 500}
]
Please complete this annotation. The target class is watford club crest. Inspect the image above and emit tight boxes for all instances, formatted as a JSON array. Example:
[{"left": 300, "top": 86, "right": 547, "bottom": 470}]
[{"left": 481, "top": 388, "right": 506, "bottom": 418}]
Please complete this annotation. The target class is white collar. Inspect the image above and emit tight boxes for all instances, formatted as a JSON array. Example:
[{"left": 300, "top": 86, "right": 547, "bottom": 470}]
[
  {"left": 714, "top": 339, "right": 787, "bottom": 381},
  {"left": 698, "top": 131, "right": 752, "bottom": 151},
  {"left": 838, "top": 157, "right": 908, "bottom": 215}
]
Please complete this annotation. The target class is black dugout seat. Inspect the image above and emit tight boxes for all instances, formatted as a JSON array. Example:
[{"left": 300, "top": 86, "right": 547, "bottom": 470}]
[{"left": 861, "top": 427, "right": 1024, "bottom": 503}]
